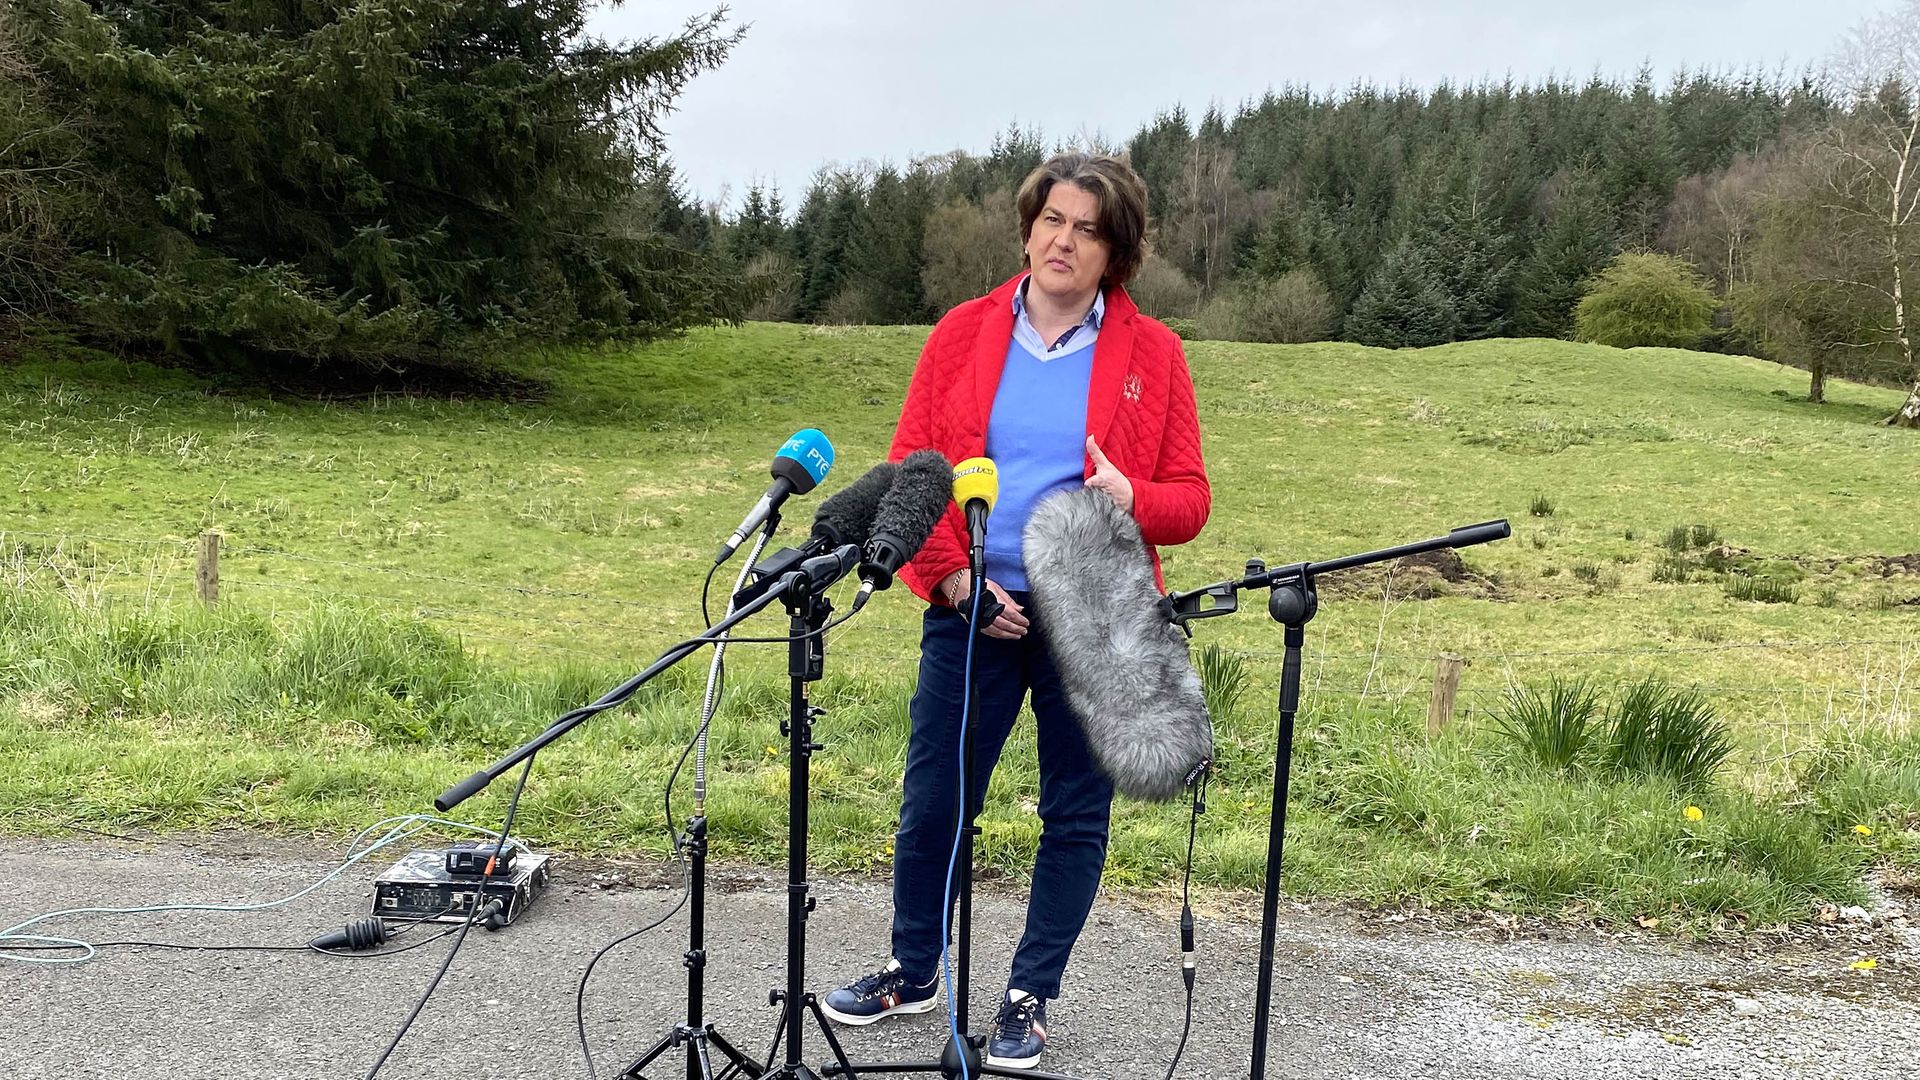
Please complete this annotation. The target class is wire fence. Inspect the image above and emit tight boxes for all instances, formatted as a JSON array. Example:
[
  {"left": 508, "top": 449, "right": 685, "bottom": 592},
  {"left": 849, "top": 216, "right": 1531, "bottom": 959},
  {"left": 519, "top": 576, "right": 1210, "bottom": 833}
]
[{"left": 4, "top": 527, "right": 1916, "bottom": 745}]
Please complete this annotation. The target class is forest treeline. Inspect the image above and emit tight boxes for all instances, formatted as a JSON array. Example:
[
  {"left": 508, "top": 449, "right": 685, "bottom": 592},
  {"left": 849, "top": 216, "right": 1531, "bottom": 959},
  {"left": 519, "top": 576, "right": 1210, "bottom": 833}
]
[{"left": 6, "top": 2, "right": 1920, "bottom": 421}]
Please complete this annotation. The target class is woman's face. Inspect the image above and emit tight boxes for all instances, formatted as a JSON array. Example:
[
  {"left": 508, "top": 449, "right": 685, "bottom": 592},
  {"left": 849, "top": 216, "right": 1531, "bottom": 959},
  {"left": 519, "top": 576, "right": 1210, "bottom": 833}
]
[{"left": 1023, "top": 182, "right": 1111, "bottom": 304}]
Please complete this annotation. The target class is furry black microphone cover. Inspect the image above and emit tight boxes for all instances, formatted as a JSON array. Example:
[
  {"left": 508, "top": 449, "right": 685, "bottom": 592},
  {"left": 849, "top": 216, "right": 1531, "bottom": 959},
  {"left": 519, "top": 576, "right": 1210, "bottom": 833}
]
[
  {"left": 867, "top": 449, "right": 954, "bottom": 561},
  {"left": 812, "top": 461, "right": 898, "bottom": 548},
  {"left": 1023, "top": 487, "right": 1212, "bottom": 801}
]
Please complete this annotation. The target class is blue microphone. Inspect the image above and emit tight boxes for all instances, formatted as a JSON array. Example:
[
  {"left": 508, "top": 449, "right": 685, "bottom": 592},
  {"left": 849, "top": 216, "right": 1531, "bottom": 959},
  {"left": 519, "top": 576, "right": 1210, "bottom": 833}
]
[{"left": 717, "top": 429, "right": 834, "bottom": 564}]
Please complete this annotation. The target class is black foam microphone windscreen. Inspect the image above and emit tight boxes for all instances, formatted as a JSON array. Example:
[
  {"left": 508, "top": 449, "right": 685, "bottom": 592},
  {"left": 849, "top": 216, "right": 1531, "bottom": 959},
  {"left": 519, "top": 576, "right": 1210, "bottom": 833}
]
[
  {"left": 858, "top": 449, "right": 954, "bottom": 595},
  {"left": 811, "top": 461, "right": 898, "bottom": 549},
  {"left": 1023, "top": 487, "right": 1212, "bottom": 801}
]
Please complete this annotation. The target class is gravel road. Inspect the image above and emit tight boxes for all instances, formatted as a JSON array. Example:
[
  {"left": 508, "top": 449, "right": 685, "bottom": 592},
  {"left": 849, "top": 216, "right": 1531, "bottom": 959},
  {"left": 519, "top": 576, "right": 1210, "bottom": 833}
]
[{"left": 0, "top": 835, "right": 1912, "bottom": 1079}]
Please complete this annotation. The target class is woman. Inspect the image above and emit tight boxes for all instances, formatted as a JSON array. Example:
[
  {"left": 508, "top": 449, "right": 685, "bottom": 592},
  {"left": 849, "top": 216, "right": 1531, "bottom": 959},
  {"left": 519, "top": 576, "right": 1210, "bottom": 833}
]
[{"left": 820, "top": 152, "right": 1210, "bottom": 1071}]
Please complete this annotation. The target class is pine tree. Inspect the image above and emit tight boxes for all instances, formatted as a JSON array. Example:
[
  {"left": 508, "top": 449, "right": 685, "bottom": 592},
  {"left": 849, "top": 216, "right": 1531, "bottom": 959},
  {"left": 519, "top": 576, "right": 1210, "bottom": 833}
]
[
  {"left": 1512, "top": 173, "right": 1619, "bottom": 338},
  {"left": 727, "top": 185, "right": 787, "bottom": 266},
  {"left": 13, "top": 0, "right": 747, "bottom": 373},
  {"left": 1344, "top": 239, "right": 1460, "bottom": 347}
]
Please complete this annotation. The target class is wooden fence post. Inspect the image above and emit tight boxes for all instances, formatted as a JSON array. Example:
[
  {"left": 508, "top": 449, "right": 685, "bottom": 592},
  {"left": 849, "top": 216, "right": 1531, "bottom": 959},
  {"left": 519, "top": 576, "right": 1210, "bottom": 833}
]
[
  {"left": 197, "top": 530, "right": 220, "bottom": 606},
  {"left": 1428, "top": 652, "right": 1465, "bottom": 737}
]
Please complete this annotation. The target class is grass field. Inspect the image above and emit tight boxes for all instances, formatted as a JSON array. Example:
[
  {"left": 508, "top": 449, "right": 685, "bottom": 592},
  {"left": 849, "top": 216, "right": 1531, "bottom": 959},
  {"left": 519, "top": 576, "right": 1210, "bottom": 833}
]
[{"left": 3, "top": 324, "right": 1917, "bottom": 928}]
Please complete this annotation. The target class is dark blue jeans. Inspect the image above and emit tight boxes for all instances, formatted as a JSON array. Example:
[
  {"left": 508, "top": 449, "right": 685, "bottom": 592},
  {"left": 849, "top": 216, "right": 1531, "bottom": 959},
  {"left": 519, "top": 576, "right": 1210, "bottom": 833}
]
[{"left": 889, "top": 592, "right": 1114, "bottom": 1000}]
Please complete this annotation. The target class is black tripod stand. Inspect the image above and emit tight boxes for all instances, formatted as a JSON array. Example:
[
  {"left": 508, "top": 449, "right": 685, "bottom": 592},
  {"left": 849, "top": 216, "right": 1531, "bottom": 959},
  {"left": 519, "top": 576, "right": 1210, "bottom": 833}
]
[
  {"left": 621, "top": 807, "right": 762, "bottom": 1079},
  {"left": 622, "top": 525, "right": 785, "bottom": 1080},
  {"left": 435, "top": 544, "right": 869, "bottom": 1080},
  {"left": 1165, "top": 519, "right": 1510, "bottom": 1079},
  {"left": 742, "top": 575, "right": 861, "bottom": 1079}
]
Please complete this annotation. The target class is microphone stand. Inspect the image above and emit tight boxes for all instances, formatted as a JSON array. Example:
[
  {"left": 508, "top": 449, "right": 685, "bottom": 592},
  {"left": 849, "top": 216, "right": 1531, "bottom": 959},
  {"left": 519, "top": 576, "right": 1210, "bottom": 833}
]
[
  {"left": 738, "top": 563, "right": 861, "bottom": 1080},
  {"left": 435, "top": 544, "right": 867, "bottom": 1080},
  {"left": 1164, "top": 520, "right": 1510, "bottom": 1080},
  {"left": 624, "top": 519, "right": 781, "bottom": 1080}
]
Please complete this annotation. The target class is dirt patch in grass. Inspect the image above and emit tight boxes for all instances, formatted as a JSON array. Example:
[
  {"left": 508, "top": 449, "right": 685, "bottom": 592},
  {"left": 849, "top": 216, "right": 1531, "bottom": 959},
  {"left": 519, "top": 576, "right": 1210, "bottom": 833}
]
[{"left": 1321, "top": 549, "right": 1506, "bottom": 601}]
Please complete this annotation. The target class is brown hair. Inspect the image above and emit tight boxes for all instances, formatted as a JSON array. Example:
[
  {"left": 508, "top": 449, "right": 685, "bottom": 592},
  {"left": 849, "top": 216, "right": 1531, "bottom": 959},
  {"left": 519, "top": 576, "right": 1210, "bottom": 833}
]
[{"left": 1015, "top": 152, "right": 1149, "bottom": 288}]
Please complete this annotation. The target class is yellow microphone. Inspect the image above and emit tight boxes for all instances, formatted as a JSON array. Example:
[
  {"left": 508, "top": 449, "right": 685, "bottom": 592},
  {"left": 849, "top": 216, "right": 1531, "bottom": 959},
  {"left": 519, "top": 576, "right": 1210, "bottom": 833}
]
[{"left": 952, "top": 457, "right": 998, "bottom": 573}]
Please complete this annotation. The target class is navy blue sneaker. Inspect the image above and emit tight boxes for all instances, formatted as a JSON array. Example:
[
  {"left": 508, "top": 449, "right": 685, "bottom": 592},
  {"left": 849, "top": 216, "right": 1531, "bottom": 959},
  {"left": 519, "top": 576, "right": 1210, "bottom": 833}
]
[
  {"left": 820, "top": 959, "right": 940, "bottom": 1026},
  {"left": 985, "top": 990, "right": 1048, "bottom": 1069}
]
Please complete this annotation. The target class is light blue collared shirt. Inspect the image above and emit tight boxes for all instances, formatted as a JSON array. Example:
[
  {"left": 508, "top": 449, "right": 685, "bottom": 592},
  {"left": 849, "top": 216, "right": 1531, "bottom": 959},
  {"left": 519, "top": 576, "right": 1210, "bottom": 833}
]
[{"left": 1011, "top": 276, "right": 1104, "bottom": 362}]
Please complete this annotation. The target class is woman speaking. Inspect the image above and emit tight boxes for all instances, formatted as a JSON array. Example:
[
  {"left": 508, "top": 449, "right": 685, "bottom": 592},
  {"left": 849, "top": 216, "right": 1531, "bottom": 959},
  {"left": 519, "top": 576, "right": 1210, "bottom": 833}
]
[{"left": 820, "top": 152, "right": 1210, "bottom": 1071}]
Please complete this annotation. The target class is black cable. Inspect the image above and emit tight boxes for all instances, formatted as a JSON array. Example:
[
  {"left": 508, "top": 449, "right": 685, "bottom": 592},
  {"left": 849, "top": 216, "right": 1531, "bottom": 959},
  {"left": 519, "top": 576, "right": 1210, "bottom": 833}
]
[
  {"left": 364, "top": 757, "right": 535, "bottom": 1080},
  {"left": 574, "top": 843, "right": 693, "bottom": 1080},
  {"left": 309, "top": 923, "right": 465, "bottom": 958},
  {"left": 701, "top": 556, "right": 723, "bottom": 630},
  {"left": 682, "top": 606, "right": 859, "bottom": 644},
  {"left": 529, "top": 590, "right": 851, "bottom": 755},
  {"left": 1163, "top": 766, "right": 1211, "bottom": 1080}
]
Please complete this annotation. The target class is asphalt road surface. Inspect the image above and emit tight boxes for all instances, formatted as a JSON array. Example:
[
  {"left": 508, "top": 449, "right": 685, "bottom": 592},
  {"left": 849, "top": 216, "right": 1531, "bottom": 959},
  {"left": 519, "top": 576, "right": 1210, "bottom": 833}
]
[{"left": 1, "top": 836, "right": 1912, "bottom": 1079}]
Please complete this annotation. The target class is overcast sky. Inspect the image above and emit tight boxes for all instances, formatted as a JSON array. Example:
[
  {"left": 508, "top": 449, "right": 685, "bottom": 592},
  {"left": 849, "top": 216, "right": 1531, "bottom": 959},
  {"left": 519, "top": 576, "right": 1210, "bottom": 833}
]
[{"left": 589, "top": 1, "right": 1895, "bottom": 210}]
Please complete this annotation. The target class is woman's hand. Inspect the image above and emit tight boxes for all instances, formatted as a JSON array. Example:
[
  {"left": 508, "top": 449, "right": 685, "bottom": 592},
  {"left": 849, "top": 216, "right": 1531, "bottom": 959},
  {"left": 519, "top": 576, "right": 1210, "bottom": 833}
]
[
  {"left": 946, "top": 573, "right": 1030, "bottom": 639},
  {"left": 1085, "top": 436, "right": 1134, "bottom": 514}
]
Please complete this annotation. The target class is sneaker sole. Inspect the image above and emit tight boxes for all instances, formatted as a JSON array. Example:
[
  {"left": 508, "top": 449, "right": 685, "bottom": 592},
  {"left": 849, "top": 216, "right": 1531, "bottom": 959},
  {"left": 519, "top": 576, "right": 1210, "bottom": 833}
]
[
  {"left": 818, "top": 996, "right": 940, "bottom": 1026},
  {"left": 984, "top": 1050, "right": 1042, "bottom": 1069}
]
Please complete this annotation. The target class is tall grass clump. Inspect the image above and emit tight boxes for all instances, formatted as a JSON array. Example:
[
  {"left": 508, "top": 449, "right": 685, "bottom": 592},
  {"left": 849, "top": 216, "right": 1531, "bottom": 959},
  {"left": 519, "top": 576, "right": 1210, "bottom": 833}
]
[
  {"left": 1790, "top": 726, "right": 1920, "bottom": 855},
  {"left": 1602, "top": 678, "right": 1734, "bottom": 792},
  {"left": 1196, "top": 643, "right": 1249, "bottom": 722},
  {"left": 1661, "top": 523, "right": 1718, "bottom": 552},
  {"left": 1725, "top": 575, "right": 1800, "bottom": 604},
  {"left": 1490, "top": 677, "right": 1599, "bottom": 772}
]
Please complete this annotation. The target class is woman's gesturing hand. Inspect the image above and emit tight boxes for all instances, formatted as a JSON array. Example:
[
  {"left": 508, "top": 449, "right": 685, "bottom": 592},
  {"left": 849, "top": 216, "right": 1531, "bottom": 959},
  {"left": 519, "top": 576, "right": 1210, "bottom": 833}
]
[{"left": 1084, "top": 435, "right": 1134, "bottom": 514}]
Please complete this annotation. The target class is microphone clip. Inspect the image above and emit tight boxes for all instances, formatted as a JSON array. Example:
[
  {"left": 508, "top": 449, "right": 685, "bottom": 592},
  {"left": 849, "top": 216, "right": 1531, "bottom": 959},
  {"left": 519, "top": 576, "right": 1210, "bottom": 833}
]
[{"left": 1162, "top": 582, "right": 1239, "bottom": 628}]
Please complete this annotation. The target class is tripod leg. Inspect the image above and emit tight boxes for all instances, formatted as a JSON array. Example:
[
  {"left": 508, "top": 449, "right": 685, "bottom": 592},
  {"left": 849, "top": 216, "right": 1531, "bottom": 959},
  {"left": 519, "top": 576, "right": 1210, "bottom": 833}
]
[
  {"left": 623, "top": 1029, "right": 687, "bottom": 1079},
  {"left": 760, "top": 1003, "right": 787, "bottom": 1073},
  {"left": 705, "top": 1029, "right": 765, "bottom": 1079},
  {"left": 804, "top": 994, "right": 858, "bottom": 1074}
]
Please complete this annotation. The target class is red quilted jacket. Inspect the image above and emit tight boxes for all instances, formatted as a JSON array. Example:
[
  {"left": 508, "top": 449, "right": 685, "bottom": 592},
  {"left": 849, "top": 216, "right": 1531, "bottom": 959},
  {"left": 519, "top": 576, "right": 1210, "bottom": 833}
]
[{"left": 888, "top": 273, "right": 1212, "bottom": 605}]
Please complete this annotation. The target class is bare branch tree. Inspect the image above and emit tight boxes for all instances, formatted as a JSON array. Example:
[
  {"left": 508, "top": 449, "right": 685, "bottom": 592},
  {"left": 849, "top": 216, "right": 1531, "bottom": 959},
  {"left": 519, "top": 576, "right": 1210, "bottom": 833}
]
[{"left": 1825, "top": 0, "right": 1920, "bottom": 425}]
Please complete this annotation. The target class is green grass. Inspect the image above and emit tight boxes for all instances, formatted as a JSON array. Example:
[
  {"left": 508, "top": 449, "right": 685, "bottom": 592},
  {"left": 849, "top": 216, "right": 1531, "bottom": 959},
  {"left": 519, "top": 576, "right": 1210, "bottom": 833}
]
[{"left": 4, "top": 327, "right": 1919, "bottom": 926}]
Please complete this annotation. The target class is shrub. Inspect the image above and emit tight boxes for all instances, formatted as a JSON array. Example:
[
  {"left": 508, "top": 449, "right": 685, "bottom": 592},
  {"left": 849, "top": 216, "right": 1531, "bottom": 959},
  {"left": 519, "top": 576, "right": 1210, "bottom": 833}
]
[
  {"left": 1160, "top": 317, "right": 1200, "bottom": 340},
  {"left": 1573, "top": 253, "right": 1717, "bottom": 349},
  {"left": 1128, "top": 253, "right": 1203, "bottom": 320},
  {"left": 819, "top": 286, "right": 876, "bottom": 326},
  {"left": 743, "top": 252, "right": 800, "bottom": 321},
  {"left": 1197, "top": 270, "right": 1336, "bottom": 344}
]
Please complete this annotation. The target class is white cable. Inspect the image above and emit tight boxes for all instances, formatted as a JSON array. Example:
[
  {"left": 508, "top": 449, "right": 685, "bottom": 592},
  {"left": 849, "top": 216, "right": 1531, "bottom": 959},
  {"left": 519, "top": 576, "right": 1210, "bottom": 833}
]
[
  {"left": 696, "top": 528, "right": 773, "bottom": 809},
  {"left": 0, "top": 814, "right": 524, "bottom": 964}
]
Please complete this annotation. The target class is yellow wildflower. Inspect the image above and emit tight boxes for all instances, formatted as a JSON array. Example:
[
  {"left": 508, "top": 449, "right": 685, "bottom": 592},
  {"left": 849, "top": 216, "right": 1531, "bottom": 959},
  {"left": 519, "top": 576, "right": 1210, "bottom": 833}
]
[
  {"left": 1851, "top": 958, "right": 1878, "bottom": 972},
  {"left": 1683, "top": 805, "right": 1704, "bottom": 822},
  {"left": 1854, "top": 824, "right": 1875, "bottom": 837}
]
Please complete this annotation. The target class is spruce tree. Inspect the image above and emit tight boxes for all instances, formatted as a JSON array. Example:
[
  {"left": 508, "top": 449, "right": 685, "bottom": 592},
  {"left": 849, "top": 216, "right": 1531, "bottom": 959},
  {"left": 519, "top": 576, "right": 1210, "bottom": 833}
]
[
  {"left": 1344, "top": 239, "right": 1460, "bottom": 347},
  {"left": 1512, "top": 174, "right": 1618, "bottom": 338},
  {"left": 14, "top": 0, "right": 747, "bottom": 373}
]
